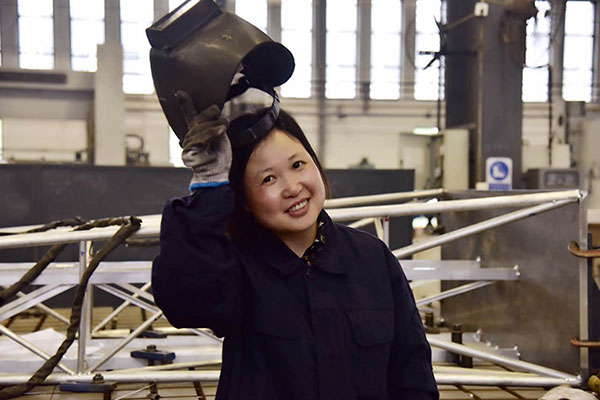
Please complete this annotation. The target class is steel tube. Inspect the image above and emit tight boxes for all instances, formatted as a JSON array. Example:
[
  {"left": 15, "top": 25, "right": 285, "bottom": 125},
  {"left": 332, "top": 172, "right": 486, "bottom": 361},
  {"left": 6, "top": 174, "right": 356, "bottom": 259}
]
[
  {"left": 382, "top": 217, "right": 390, "bottom": 246},
  {"left": 0, "top": 370, "right": 220, "bottom": 385},
  {"left": 0, "top": 369, "right": 580, "bottom": 387},
  {"left": 78, "top": 240, "right": 91, "bottom": 374},
  {"left": 374, "top": 217, "right": 384, "bottom": 240},
  {"left": 0, "top": 286, "right": 70, "bottom": 325},
  {"left": 0, "top": 284, "right": 72, "bottom": 321},
  {"left": 117, "top": 360, "right": 222, "bottom": 373},
  {"left": 0, "top": 324, "right": 75, "bottom": 375},
  {"left": 393, "top": 199, "right": 574, "bottom": 258},
  {"left": 86, "top": 310, "right": 163, "bottom": 373},
  {"left": 328, "top": 190, "right": 581, "bottom": 222},
  {"left": 0, "top": 191, "right": 582, "bottom": 249},
  {"left": 324, "top": 189, "right": 443, "bottom": 208},
  {"left": 92, "top": 282, "right": 151, "bottom": 335},
  {"left": 427, "top": 336, "right": 577, "bottom": 380},
  {"left": 433, "top": 372, "right": 581, "bottom": 387},
  {"left": 348, "top": 218, "right": 375, "bottom": 229},
  {"left": 95, "top": 284, "right": 159, "bottom": 313},
  {"left": 188, "top": 327, "right": 223, "bottom": 343},
  {"left": 115, "top": 283, "right": 155, "bottom": 303},
  {"left": 416, "top": 281, "right": 493, "bottom": 306}
]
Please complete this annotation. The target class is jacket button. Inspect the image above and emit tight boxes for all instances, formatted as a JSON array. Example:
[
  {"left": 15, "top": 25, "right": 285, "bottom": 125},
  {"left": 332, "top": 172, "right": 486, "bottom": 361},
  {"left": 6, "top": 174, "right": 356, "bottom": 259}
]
[{"left": 306, "top": 268, "right": 314, "bottom": 279}]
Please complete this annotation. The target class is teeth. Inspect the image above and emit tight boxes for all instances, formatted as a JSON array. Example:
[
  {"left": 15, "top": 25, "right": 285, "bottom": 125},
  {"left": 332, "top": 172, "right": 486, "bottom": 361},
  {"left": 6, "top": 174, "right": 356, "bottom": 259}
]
[{"left": 288, "top": 200, "right": 308, "bottom": 212}]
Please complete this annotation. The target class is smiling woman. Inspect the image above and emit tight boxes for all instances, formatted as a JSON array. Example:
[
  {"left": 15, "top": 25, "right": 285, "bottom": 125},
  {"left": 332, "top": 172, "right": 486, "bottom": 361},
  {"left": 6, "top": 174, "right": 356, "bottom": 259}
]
[{"left": 152, "top": 107, "right": 439, "bottom": 399}]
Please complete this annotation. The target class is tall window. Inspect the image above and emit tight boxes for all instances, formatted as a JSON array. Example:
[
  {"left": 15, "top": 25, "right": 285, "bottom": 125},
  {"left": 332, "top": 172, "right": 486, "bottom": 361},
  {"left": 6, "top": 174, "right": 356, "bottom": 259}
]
[
  {"left": 18, "top": 0, "right": 54, "bottom": 69},
  {"left": 281, "top": 0, "right": 312, "bottom": 98},
  {"left": 414, "top": 0, "right": 443, "bottom": 100},
  {"left": 169, "top": 0, "right": 187, "bottom": 11},
  {"left": 326, "top": 0, "right": 357, "bottom": 99},
  {"left": 523, "top": 0, "right": 550, "bottom": 102},
  {"left": 563, "top": 0, "right": 594, "bottom": 102},
  {"left": 0, "top": 119, "right": 3, "bottom": 162},
  {"left": 70, "top": 0, "right": 105, "bottom": 72},
  {"left": 235, "top": 0, "right": 268, "bottom": 33},
  {"left": 121, "top": 1, "right": 154, "bottom": 94},
  {"left": 371, "top": 0, "right": 402, "bottom": 99}
]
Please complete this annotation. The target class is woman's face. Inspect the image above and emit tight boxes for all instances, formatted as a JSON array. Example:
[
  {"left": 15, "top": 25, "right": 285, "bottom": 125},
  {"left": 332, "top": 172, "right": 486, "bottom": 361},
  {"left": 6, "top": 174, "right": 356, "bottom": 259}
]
[{"left": 243, "top": 129, "right": 326, "bottom": 241}]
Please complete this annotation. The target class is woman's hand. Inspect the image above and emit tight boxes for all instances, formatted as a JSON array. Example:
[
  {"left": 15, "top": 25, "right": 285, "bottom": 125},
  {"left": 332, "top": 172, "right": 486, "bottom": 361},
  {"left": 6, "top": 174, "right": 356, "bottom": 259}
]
[{"left": 177, "top": 91, "right": 232, "bottom": 188}]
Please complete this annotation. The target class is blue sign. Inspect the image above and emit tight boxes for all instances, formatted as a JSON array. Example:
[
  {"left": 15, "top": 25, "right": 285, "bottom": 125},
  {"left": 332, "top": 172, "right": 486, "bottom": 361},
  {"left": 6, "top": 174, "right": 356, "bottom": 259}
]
[
  {"left": 489, "top": 161, "right": 509, "bottom": 180},
  {"left": 486, "top": 157, "right": 513, "bottom": 191}
]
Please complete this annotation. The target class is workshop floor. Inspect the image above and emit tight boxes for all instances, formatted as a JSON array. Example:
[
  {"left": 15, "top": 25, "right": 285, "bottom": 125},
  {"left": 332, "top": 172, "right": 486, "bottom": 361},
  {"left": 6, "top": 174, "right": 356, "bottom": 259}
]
[{"left": 0, "top": 308, "right": 573, "bottom": 400}]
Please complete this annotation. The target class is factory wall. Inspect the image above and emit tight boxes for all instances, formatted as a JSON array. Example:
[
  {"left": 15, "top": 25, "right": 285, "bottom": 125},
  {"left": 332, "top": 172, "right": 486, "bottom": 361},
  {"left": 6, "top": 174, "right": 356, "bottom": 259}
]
[{"left": 2, "top": 92, "right": 597, "bottom": 189}]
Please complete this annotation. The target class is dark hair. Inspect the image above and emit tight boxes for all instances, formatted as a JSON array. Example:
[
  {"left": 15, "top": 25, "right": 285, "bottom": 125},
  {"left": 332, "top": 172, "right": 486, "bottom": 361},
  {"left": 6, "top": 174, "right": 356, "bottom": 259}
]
[{"left": 227, "top": 108, "right": 330, "bottom": 241}]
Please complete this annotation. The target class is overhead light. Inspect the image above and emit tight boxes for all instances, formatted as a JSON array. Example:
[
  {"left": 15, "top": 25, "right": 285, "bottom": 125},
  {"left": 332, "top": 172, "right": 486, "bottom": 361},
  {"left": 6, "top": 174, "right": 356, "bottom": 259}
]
[{"left": 412, "top": 127, "right": 440, "bottom": 136}]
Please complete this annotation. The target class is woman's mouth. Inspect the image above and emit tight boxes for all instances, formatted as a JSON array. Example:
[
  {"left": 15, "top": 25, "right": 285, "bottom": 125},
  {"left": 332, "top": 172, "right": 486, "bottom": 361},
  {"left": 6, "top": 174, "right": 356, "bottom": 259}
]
[{"left": 287, "top": 199, "right": 309, "bottom": 213}]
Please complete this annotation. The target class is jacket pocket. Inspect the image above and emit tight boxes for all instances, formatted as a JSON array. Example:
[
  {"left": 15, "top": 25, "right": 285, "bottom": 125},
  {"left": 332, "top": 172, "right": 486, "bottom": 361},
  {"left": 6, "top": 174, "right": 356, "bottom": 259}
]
[
  {"left": 251, "top": 300, "right": 303, "bottom": 339},
  {"left": 346, "top": 308, "right": 394, "bottom": 347}
]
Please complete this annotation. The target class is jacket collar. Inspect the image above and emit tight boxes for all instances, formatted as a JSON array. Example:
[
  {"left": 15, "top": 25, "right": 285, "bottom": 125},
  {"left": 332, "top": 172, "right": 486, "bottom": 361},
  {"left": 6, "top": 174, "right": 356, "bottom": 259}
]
[{"left": 245, "top": 210, "right": 350, "bottom": 276}]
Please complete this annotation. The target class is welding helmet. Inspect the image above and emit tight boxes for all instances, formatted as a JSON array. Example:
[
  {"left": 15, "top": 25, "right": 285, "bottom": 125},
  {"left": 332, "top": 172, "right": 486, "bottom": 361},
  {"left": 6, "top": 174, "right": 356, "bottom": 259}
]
[{"left": 147, "top": 0, "right": 295, "bottom": 146}]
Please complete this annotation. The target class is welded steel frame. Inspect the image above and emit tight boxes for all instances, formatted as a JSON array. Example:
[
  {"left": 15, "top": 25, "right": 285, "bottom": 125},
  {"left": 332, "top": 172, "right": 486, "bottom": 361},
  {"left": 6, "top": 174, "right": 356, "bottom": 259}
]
[{"left": 0, "top": 189, "right": 586, "bottom": 387}]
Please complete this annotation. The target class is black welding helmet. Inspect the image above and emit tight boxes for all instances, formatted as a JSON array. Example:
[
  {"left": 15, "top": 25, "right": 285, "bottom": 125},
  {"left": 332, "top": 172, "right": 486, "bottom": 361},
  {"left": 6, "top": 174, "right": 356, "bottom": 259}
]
[{"left": 147, "top": 0, "right": 294, "bottom": 147}]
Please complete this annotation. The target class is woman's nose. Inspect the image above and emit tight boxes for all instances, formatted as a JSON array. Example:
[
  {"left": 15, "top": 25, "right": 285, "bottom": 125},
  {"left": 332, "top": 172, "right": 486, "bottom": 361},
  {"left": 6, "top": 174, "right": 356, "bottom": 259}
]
[{"left": 282, "top": 178, "right": 302, "bottom": 197}]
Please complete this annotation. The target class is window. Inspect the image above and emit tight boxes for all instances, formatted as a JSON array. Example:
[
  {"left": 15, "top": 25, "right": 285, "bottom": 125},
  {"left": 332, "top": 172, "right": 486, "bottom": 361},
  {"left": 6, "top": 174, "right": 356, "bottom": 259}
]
[
  {"left": 281, "top": 0, "right": 312, "bottom": 98},
  {"left": 235, "top": 0, "right": 268, "bottom": 33},
  {"left": 169, "top": 0, "right": 187, "bottom": 11},
  {"left": 414, "top": 0, "right": 443, "bottom": 100},
  {"left": 563, "top": 0, "right": 594, "bottom": 102},
  {"left": 169, "top": 129, "right": 184, "bottom": 168},
  {"left": 0, "top": 119, "right": 3, "bottom": 162},
  {"left": 70, "top": 0, "right": 105, "bottom": 72},
  {"left": 326, "top": 0, "right": 357, "bottom": 99},
  {"left": 121, "top": 1, "right": 154, "bottom": 94},
  {"left": 371, "top": 0, "right": 402, "bottom": 99},
  {"left": 18, "top": 0, "right": 54, "bottom": 69},
  {"left": 523, "top": 0, "right": 550, "bottom": 102}
]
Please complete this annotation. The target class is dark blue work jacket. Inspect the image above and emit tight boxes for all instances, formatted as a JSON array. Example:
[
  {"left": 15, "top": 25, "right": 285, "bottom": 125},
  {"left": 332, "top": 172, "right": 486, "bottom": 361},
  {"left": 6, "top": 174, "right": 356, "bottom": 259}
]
[{"left": 152, "top": 186, "right": 439, "bottom": 400}]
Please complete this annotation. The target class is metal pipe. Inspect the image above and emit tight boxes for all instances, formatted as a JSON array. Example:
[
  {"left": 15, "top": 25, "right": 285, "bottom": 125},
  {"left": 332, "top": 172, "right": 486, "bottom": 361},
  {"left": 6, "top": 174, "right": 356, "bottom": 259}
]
[
  {"left": 374, "top": 217, "right": 384, "bottom": 240},
  {"left": 382, "top": 217, "right": 390, "bottom": 246},
  {"left": 0, "top": 191, "right": 582, "bottom": 249},
  {"left": 115, "top": 282, "right": 155, "bottom": 303},
  {"left": 0, "top": 324, "right": 75, "bottom": 375},
  {"left": 0, "top": 284, "right": 72, "bottom": 322},
  {"left": 86, "top": 310, "right": 163, "bottom": 373},
  {"left": 434, "top": 372, "right": 581, "bottom": 387},
  {"left": 92, "top": 282, "right": 151, "bottom": 335},
  {"left": 78, "top": 240, "right": 91, "bottom": 374},
  {"left": 348, "top": 218, "right": 375, "bottom": 229},
  {"left": 0, "top": 286, "right": 70, "bottom": 325},
  {"left": 324, "top": 189, "right": 443, "bottom": 208},
  {"left": 0, "top": 369, "right": 580, "bottom": 387},
  {"left": 427, "top": 336, "right": 578, "bottom": 380},
  {"left": 328, "top": 190, "right": 581, "bottom": 222},
  {"left": 0, "top": 370, "right": 220, "bottom": 385},
  {"left": 95, "top": 284, "right": 159, "bottom": 313},
  {"left": 117, "top": 360, "right": 222, "bottom": 373},
  {"left": 188, "top": 327, "right": 223, "bottom": 343},
  {"left": 393, "top": 199, "right": 574, "bottom": 258},
  {"left": 416, "top": 281, "right": 492, "bottom": 306}
]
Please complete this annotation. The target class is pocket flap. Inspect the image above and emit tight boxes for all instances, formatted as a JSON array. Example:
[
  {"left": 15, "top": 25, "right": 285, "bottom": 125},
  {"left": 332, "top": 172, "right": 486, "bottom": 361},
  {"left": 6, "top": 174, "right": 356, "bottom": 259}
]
[
  {"left": 251, "top": 301, "right": 303, "bottom": 339},
  {"left": 346, "top": 308, "right": 394, "bottom": 347}
]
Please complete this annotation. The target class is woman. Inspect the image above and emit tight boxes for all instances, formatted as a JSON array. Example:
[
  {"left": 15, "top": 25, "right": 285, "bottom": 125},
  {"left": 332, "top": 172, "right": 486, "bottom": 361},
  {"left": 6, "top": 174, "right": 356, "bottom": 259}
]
[{"left": 152, "top": 104, "right": 439, "bottom": 400}]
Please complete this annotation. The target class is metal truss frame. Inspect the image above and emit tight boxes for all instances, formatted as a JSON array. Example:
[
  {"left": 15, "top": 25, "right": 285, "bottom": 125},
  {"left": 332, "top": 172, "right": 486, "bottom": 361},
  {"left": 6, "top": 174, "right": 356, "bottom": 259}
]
[{"left": 0, "top": 189, "right": 585, "bottom": 388}]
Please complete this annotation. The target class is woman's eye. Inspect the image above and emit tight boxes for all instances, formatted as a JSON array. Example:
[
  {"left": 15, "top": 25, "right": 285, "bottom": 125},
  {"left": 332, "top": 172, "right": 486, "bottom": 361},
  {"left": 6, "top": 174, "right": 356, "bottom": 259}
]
[
  {"left": 292, "top": 160, "right": 305, "bottom": 169},
  {"left": 262, "top": 175, "right": 274, "bottom": 184}
]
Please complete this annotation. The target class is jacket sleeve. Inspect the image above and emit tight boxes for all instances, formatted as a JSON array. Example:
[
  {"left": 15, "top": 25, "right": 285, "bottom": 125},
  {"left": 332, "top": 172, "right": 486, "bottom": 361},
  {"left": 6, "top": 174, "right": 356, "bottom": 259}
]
[
  {"left": 151, "top": 185, "right": 246, "bottom": 335},
  {"left": 385, "top": 246, "right": 439, "bottom": 399}
]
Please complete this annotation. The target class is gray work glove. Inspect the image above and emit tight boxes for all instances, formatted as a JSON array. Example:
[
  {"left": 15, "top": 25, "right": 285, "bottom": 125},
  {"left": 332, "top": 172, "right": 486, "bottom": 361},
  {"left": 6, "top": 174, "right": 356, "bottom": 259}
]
[{"left": 176, "top": 91, "right": 232, "bottom": 190}]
